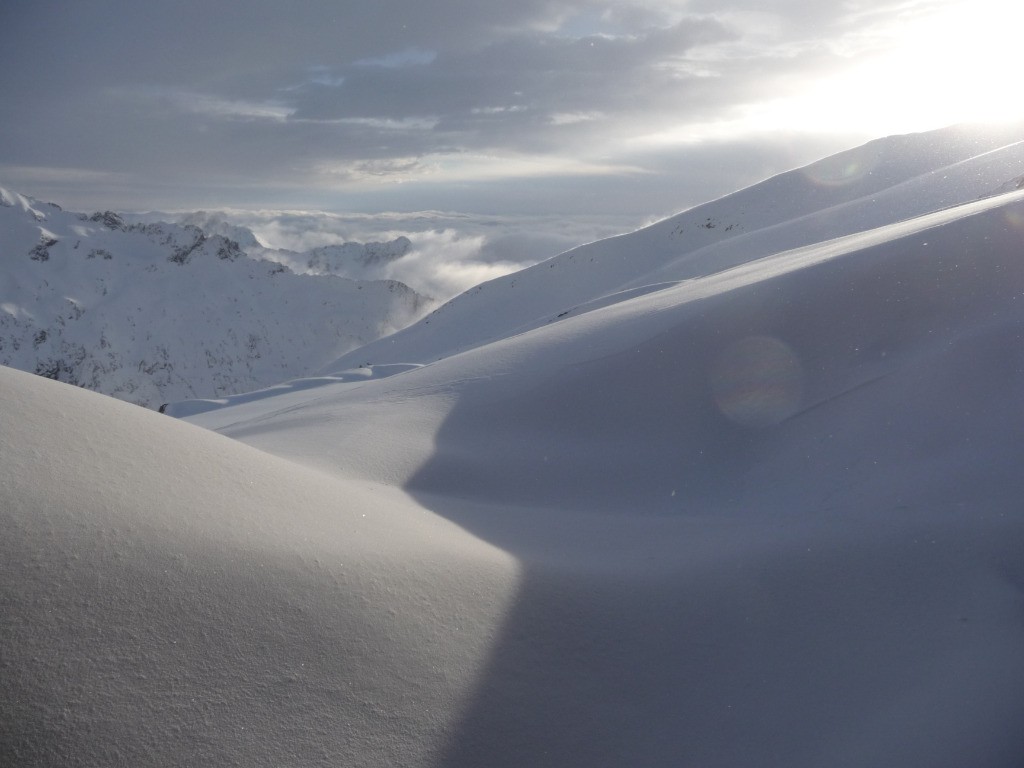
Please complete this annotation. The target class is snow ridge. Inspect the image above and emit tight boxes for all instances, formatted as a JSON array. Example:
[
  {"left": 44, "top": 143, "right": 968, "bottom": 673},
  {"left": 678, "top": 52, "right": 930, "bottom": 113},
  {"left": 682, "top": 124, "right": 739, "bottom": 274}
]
[{"left": 318, "top": 122, "right": 1024, "bottom": 373}]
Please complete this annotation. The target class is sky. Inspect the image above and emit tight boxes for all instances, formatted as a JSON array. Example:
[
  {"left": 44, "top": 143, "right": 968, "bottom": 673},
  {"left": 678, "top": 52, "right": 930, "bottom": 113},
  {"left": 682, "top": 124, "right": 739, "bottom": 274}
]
[{"left": 1, "top": 0, "right": 1022, "bottom": 224}]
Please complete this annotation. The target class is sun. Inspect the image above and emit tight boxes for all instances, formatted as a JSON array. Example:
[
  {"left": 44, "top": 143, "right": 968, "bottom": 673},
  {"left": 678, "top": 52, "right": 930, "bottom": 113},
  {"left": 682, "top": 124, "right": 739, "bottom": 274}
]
[
  {"left": 741, "top": 0, "right": 1024, "bottom": 138},
  {"left": 858, "top": 0, "right": 1024, "bottom": 128}
]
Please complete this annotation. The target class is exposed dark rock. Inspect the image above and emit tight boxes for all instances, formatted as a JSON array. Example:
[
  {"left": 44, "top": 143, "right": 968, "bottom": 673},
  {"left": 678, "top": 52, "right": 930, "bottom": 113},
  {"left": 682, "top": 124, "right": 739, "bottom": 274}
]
[
  {"left": 168, "top": 229, "right": 206, "bottom": 264},
  {"left": 29, "top": 237, "right": 58, "bottom": 262},
  {"left": 89, "top": 211, "right": 128, "bottom": 230}
]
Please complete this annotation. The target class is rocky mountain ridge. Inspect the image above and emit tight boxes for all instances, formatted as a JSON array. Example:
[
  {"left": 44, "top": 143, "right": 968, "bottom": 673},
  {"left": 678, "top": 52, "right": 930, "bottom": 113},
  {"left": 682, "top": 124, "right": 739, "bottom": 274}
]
[{"left": 0, "top": 187, "right": 429, "bottom": 408}]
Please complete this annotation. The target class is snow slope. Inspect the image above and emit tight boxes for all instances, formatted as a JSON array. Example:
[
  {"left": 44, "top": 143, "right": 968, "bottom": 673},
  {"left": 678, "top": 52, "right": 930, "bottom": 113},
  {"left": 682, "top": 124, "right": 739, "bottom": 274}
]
[
  {"left": 0, "top": 366, "right": 518, "bottom": 767},
  {"left": 0, "top": 193, "right": 428, "bottom": 407},
  {"left": 5, "top": 124, "right": 1024, "bottom": 766},
  {"left": 314, "top": 121, "right": 1024, "bottom": 372}
]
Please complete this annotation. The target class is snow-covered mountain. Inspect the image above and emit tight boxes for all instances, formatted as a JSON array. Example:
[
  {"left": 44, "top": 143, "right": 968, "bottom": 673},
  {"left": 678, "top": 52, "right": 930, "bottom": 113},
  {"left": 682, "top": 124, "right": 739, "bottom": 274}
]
[
  {"left": 144, "top": 209, "right": 419, "bottom": 282},
  {"left": 310, "top": 121, "right": 1024, "bottom": 374},
  {"left": 5, "top": 123, "right": 1024, "bottom": 767},
  {"left": 0, "top": 189, "right": 429, "bottom": 408},
  {"left": 299, "top": 235, "right": 414, "bottom": 273}
]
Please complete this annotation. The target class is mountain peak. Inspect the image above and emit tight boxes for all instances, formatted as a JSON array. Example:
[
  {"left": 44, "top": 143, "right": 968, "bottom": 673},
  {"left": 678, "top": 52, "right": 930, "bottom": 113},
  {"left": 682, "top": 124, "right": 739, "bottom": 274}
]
[
  {"left": 0, "top": 187, "right": 431, "bottom": 408},
  {"left": 86, "top": 210, "right": 128, "bottom": 230},
  {"left": 0, "top": 185, "right": 49, "bottom": 221}
]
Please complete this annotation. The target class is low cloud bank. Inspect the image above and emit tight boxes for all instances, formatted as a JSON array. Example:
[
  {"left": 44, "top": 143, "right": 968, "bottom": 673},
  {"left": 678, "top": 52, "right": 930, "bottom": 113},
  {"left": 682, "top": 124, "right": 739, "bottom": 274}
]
[{"left": 142, "top": 209, "right": 643, "bottom": 301}]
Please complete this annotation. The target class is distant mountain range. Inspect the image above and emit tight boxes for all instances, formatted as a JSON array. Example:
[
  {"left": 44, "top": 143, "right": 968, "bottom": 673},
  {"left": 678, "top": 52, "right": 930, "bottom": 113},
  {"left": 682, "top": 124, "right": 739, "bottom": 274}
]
[
  {"left": 150, "top": 209, "right": 417, "bottom": 279},
  {"left": 7, "top": 123, "right": 1024, "bottom": 414},
  {"left": 0, "top": 188, "right": 430, "bottom": 408}
]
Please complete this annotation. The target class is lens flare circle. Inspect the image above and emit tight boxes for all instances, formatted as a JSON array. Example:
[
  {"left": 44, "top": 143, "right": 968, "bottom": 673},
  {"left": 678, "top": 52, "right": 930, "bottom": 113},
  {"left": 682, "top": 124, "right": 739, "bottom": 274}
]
[
  {"left": 709, "top": 336, "right": 803, "bottom": 428},
  {"left": 1004, "top": 206, "right": 1024, "bottom": 232}
]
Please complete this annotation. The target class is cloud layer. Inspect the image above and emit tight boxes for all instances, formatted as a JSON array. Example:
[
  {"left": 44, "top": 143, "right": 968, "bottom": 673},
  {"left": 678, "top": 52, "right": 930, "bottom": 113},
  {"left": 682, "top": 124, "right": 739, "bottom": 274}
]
[
  {"left": 136, "top": 207, "right": 643, "bottom": 301},
  {"left": 1, "top": 1, "right": 1016, "bottom": 215}
]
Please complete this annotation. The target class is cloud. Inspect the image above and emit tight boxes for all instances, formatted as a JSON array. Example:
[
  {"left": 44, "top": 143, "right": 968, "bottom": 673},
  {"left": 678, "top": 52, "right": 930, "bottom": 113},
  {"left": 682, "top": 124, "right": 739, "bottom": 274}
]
[
  {"left": 116, "top": 87, "right": 295, "bottom": 122},
  {"left": 0, "top": 0, "right": 993, "bottom": 216},
  {"left": 152, "top": 207, "right": 644, "bottom": 301},
  {"left": 380, "top": 229, "right": 526, "bottom": 300},
  {"left": 286, "top": 15, "right": 735, "bottom": 140},
  {"left": 354, "top": 48, "right": 438, "bottom": 69}
]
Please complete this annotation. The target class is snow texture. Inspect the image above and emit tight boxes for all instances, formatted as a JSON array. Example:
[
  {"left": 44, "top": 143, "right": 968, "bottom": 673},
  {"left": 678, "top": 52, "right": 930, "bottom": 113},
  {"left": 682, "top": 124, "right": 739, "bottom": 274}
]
[{"left": 4, "top": 123, "right": 1024, "bottom": 767}]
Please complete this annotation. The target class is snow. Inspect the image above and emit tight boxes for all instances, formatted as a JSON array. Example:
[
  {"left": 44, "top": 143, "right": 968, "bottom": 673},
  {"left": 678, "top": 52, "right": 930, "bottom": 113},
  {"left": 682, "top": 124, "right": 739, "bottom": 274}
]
[
  {"left": 314, "top": 122, "right": 1024, "bottom": 373},
  {"left": 0, "top": 198, "right": 429, "bottom": 407},
  {"left": 0, "top": 365, "right": 520, "bottom": 767},
  {"left": 4, "top": 123, "right": 1024, "bottom": 766},
  {"left": 0, "top": 184, "right": 49, "bottom": 221}
]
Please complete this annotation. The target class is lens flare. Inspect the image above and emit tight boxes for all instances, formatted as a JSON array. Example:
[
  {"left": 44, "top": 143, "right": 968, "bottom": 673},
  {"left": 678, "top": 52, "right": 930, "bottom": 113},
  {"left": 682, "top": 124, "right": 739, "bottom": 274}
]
[
  {"left": 802, "top": 143, "right": 879, "bottom": 188},
  {"left": 709, "top": 336, "right": 803, "bottom": 428},
  {"left": 1004, "top": 206, "right": 1024, "bottom": 233}
]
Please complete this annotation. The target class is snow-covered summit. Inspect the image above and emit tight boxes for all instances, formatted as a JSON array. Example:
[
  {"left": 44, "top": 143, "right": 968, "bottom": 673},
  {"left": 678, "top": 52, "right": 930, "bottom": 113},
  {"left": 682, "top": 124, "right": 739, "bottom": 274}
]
[
  {"left": 171, "top": 210, "right": 266, "bottom": 248},
  {"left": 304, "top": 235, "right": 413, "bottom": 273},
  {"left": 0, "top": 189, "right": 429, "bottom": 407},
  {"left": 0, "top": 184, "right": 54, "bottom": 221},
  {"left": 125, "top": 209, "right": 431, "bottom": 290}
]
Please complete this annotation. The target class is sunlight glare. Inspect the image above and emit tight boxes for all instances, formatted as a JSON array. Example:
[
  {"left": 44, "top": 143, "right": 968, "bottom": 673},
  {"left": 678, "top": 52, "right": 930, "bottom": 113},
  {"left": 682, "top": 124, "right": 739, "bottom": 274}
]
[{"left": 745, "top": 1, "right": 1024, "bottom": 137}]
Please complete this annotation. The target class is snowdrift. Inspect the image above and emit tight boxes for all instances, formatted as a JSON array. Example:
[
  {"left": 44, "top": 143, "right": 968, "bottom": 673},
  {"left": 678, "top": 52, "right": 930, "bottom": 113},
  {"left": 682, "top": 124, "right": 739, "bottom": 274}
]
[
  {"left": 0, "top": 366, "right": 518, "bottom": 767},
  {"left": 5, "top": 125, "right": 1024, "bottom": 766}
]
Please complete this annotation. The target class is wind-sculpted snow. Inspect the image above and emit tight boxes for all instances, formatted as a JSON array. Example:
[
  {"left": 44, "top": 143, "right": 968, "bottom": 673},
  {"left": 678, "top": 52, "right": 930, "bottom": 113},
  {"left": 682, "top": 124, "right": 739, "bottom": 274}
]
[
  {"left": 0, "top": 366, "right": 518, "bottom": 768},
  {"left": 0, "top": 190, "right": 429, "bottom": 407},
  {"left": 164, "top": 363, "right": 424, "bottom": 418},
  {"left": 4, "top": 125, "right": 1024, "bottom": 767}
]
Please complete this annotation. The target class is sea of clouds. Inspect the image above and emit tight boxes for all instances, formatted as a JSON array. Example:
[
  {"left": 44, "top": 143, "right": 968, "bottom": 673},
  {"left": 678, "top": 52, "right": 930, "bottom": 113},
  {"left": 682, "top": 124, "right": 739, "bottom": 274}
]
[{"left": 133, "top": 209, "right": 648, "bottom": 301}]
